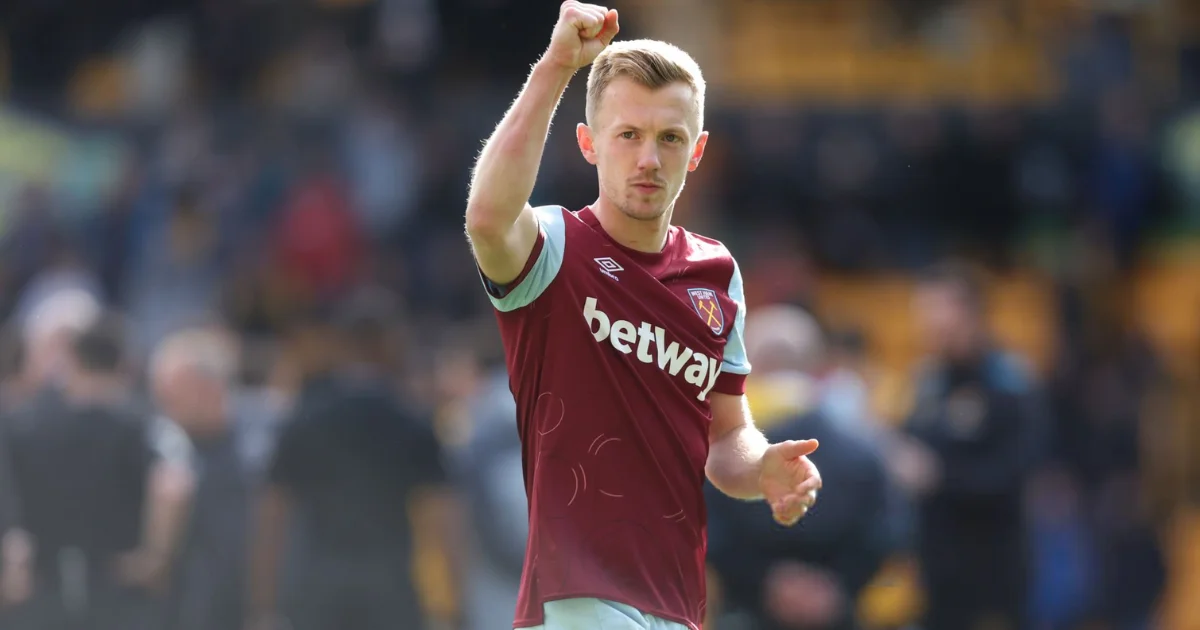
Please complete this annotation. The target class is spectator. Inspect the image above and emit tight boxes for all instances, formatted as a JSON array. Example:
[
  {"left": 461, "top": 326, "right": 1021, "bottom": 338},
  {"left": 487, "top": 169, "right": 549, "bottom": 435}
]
[
  {"left": 149, "top": 327, "right": 254, "bottom": 630},
  {"left": 451, "top": 361, "right": 529, "bottom": 630},
  {"left": 707, "top": 304, "right": 894, "bottom": 630},
  {"left": 246, "top": 291, "right": 463, "bottom": 630},
  {"left": 1, "top": 312, "right": 193, "bottom": 630},
  {"left": 894, "top": 262, "right": 1051, "bottom": 630}
]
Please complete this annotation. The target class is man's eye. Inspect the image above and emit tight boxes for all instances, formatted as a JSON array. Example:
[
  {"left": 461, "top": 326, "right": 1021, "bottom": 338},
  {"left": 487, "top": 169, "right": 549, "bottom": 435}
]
[
  {"left": 663, "top": 133, "right": 680, "bottom": 143},
  {"left": 620, "top": 131, "right": 636, "bottom": 140}
]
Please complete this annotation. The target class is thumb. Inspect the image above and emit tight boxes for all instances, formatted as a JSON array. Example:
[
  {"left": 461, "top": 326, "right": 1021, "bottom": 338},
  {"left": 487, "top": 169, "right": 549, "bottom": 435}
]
[
  {"left": 778, "top": 439, "right": 819, "bottom": 460},
  {"left": 597, "top": 9, "right": 620, "bottom": 46}
]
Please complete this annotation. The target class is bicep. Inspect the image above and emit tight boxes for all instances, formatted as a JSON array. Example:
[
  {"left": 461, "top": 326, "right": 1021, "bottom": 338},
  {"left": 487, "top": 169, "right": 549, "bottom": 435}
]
[
  {"left": 708, "top": 393, "right": 754, "bottom": 444},
  {"left": 469, "top": 204, "right": 540, "bottom": 286}
]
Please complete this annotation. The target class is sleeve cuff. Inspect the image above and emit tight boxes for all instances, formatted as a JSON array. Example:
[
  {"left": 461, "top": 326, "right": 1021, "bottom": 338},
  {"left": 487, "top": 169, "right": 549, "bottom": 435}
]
[
  {"left": 480, "top": 228, "right": 546, "bottom": 300},
  {"left": 712, "top": 372, "right": 747, "bottom": 396}
]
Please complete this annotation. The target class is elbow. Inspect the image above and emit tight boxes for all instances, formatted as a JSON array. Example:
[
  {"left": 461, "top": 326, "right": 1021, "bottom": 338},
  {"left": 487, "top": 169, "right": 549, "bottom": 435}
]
[
  {"left": 464, "top": 204, "right": 507, "bottom": 245},
  {"left": 464, "top": 206, "right": 495, "bottom": 241},
  {"left": 704, "top": 458, "right": 748, "bottom": 500}
]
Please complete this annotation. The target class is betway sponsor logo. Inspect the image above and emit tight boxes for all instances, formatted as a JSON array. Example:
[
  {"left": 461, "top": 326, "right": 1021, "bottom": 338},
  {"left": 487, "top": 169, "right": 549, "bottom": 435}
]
[{"left": 583, "top": 297, "right": 720, "bottom": 402}]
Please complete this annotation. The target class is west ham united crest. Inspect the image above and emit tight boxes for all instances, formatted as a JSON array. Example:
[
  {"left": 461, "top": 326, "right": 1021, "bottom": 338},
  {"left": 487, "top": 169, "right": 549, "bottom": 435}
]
[{"left": 687, "top": 288, "right": 725, "bottom": 335}]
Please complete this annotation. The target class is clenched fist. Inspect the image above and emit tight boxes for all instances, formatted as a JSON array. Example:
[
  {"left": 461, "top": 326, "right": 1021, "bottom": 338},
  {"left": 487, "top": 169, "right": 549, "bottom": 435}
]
[{"left": 544, "top": 1, "right": 620, "bottom": 71}]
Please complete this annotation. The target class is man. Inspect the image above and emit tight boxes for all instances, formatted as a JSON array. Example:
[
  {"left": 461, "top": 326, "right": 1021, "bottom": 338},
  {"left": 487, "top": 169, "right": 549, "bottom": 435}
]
[
  {"left": 896, "top": 263, "right": 1049, "bottom": 630},
  {"left": 706, "top": 305, "right": 893, "bottom": 630},
  {"left": 464, "top": 4, "right": 823, "bottom": 629},
  {"left": 246, "top": 294, "right": 462, "bottom": 630},
  {"left": 149, "top": 327, "right": 251, "bottom": 630},
  {"left": 452, "top": 360, "right": 529, "bottom": 630},
  {"left": 1, "top": 313, "right": 192, "bottom": 630}
]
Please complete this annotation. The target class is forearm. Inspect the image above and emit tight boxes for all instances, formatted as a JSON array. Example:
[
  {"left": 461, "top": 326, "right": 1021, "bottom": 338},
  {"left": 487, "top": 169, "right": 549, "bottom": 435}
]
[
  {"left": 706, "top": 424, "right": 769, "bottom": 500},
  {"left": 465, "top": 59, "right": 575, "bottom": 236},
  {"left": 143, "top": 462, "right": 194, "bottom": 558}
]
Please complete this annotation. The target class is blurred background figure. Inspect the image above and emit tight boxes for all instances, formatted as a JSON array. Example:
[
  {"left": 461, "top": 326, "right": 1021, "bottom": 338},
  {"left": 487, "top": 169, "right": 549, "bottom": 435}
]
[
  {"left": 148, "top": 327, "right": 253, "bottom": 630},
  {"left": 446, "top": 350, "right": 529, "bottom": 630},
  {"left": 0, "top": 1, "right": 1197, "bottom": 629},
  {"left": 707, "top": 304, "right": 895, "bottom": 630},
  {"left": 0, "top": 312, "right": 192, "bottom": 630},
  {"left": 892, "top": 263, "right": 1050, "bottom": 630},
  {"left": 246, "top": 290, "right": 463, "bottom": 630}
]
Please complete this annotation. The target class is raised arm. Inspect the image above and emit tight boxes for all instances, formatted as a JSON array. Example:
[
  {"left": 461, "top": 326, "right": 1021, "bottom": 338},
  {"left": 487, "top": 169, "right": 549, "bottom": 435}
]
[{"left": 465, "top": 1, "right": 618, "bottom": 285}]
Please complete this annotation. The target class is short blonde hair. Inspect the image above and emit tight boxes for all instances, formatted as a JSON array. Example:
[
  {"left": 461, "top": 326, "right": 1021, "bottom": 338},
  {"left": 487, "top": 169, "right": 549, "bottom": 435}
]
[{"left": 585, "top": 39, "right": 706, "bottom": 132}]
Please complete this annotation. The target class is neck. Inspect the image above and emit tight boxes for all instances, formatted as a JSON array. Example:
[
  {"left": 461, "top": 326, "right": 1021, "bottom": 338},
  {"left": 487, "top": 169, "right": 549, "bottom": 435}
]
[{"left": 593, "top": 196, "right": 673, "bottom": 253}]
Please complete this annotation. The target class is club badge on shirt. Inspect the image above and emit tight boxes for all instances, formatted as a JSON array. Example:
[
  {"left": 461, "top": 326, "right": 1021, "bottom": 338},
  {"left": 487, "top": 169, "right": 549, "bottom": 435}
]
[{"left": 687, "top": 288, "right": 725, "bottom": 335}]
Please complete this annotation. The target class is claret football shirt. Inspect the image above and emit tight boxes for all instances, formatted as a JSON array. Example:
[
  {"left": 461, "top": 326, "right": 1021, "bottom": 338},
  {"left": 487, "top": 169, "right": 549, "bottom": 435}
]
[{"left": 480, "top": 205, "right": 751, "bottom": 629}]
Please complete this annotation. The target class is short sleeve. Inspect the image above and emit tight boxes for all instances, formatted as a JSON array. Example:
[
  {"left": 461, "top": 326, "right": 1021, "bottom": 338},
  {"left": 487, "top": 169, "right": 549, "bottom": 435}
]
[
  {"left": 713, "top": 258, "right": 751, "bottom": 395},
  {"left": 477, "top": 205, "right": 568, "bottom": 312},
  {"left": 149, "top": 415, "right": 194, "bottom": 471}
]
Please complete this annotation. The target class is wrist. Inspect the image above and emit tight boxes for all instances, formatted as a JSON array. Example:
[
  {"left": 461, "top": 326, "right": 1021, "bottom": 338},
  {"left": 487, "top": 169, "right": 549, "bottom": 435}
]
[{"left": 533, "top": 56, "right": 578, "bottom": 83}]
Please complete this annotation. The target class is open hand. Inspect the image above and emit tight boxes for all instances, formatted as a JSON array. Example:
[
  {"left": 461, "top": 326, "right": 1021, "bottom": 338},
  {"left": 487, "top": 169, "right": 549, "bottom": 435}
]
[
  {"left": 544, "top": 1, "right": 620, "bottom": 71},
  {"left": 759, "top": 439, "right": 822, "bottom": 526}
]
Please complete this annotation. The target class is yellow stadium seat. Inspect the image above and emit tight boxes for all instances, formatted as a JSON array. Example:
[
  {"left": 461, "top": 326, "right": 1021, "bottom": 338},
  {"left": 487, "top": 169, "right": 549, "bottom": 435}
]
[
  {"left": 1158, "top": 507, "right": 1200, "bottom": 630},
  {"left": 1132, "top": 262, "right": 1200, "bottom": 379},
  {"left": 68, "top": 57, "right": 128, "bottom": 116},
  {"left": 858, "top": 555, "right": 925, "bottom": 627},
  {"left": 988, "top": 274, "right": 1056, "bottom": 374}
]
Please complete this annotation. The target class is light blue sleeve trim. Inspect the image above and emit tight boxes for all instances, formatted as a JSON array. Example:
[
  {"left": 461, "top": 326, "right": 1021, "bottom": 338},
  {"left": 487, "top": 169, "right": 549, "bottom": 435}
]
[
  {"left": 483, "top": 205, "right": 567, "bottom": 313},
  {"left": 721, "top": 258, "right": 751, "bottom": 375}
]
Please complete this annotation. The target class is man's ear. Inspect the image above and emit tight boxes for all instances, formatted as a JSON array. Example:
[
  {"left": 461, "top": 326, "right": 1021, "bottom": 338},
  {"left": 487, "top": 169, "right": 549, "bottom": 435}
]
[
  {"left": 577, "top": 123, "right": 598, "bottom": 165},
  {"left": 688, "top": 131, "right": 709, "bottom": 173}
]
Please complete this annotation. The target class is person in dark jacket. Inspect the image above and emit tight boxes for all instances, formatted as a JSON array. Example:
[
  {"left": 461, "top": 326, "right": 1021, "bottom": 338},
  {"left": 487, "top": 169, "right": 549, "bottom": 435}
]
[
  {"left": 149, "top": 326, "right": 252, "bottom": 630},
  {"left": 1, "top": 312, "right": 191, "bottom": 630},
  {"left": 246, "top": 292, "right": 464, "bottom": 630},
  {"left": 896, "top": 262, "right": 1051, "bottom": 630},
  {"left": 706, "top": 304, "right": 894, "bottom": 630}
]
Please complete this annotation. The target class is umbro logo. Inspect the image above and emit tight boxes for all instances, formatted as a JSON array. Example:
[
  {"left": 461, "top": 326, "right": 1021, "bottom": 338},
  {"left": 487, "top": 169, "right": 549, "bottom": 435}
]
[{"left": 595, "top": 257, "right": 623, "bottom": 281}]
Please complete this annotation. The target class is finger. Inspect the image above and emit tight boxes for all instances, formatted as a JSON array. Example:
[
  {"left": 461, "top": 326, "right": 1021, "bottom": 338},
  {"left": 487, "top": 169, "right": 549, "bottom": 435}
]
[
  {"left": 773, "top": 501, "right": 808, "bottom": 526},
  {"left": 779, "top": 439, "right": 819, "bottom": 460},
  {"left": 771, "top": 493, "right": 807, "bottom": 518},
  {"left": 598, "top": 9, "right": 620, "bottom": 45},
  {"left": 795, "top": 474, "right": 822, "bottom": 496},
  {"left": 568, "top": 5, "right": 606, "bottom": 37}
]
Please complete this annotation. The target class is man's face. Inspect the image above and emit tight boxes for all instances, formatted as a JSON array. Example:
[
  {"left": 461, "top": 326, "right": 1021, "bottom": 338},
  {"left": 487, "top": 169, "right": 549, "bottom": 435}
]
[
  {"left": 913, "top": 283, "right": 975, "bottom": 359},
  {"left": 578, "top": 78, "right": 708, "bottom": 222},
  {"left": 152, "top": 363, "right": 225, "bottom": 435}
]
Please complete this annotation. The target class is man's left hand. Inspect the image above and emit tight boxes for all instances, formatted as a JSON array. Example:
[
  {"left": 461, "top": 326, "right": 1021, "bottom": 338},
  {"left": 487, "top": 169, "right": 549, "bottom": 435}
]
[{"left": 759, "top": 439, "right": 821, "bottom": 526}]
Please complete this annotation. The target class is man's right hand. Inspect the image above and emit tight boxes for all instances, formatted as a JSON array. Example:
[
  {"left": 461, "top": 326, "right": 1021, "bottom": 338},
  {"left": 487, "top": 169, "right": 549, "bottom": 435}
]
[{"left": 544, "top": 1, "right": 619, "bottom": 72}]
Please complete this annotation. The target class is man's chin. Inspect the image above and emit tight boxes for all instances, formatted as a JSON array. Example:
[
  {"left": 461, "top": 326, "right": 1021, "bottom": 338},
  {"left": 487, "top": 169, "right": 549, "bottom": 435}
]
[{"left": 619, "top": 202, "right": 668, "bottom": 222}]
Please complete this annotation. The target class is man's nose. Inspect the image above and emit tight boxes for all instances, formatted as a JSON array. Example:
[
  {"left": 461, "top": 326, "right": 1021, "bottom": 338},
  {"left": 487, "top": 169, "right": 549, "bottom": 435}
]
[{"left": 636, "top": 144, "right": 661, "bottom": 171}]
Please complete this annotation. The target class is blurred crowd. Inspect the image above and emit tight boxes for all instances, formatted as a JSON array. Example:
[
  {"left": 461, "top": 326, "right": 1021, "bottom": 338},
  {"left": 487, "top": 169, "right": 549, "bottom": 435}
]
[{"left": 0, "top": 0, "right": 1198, "bottom": 630}]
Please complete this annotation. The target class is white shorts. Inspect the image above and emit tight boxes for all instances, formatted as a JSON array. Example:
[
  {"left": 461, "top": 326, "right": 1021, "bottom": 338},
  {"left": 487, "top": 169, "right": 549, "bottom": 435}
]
[{"left": 518, "top": 598, "right": 691, "bottom": 630}]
